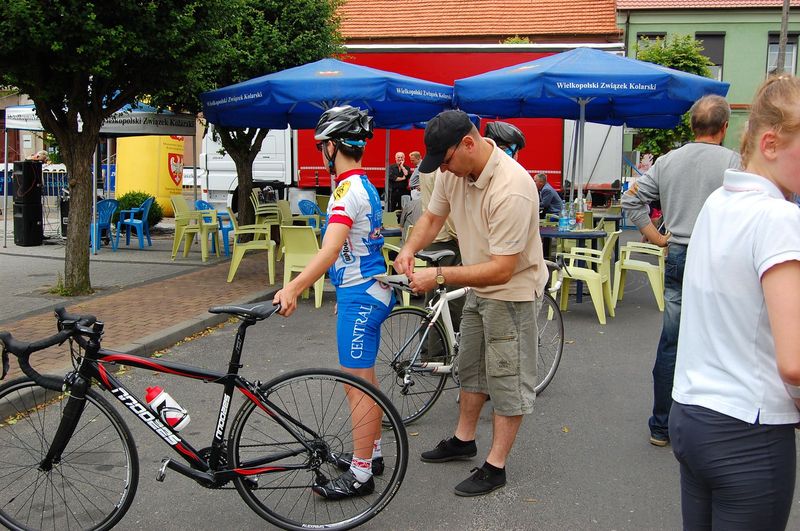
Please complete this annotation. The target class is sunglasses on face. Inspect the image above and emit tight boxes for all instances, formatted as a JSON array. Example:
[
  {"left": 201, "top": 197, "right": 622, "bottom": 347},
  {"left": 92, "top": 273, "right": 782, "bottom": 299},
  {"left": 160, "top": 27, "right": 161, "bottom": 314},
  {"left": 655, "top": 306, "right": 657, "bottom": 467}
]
[{"left": 442, "top": 139, "right": 463, "bottom": 167}]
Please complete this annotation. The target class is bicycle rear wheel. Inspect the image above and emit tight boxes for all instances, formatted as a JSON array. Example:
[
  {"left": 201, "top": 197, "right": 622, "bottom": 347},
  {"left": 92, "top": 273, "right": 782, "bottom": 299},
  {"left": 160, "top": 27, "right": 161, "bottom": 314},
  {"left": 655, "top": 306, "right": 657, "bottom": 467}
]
[
  {"left": 229, "top": 368, "right": 408, "bottom": 531},
  {"left": 534, "top": 292, "right": 564, "bottom": 394},
  {"left": 0, "top": 376, "right": 139, "bottom": 531},
  {"left": 376, "top": 307, "right": 451, "bottom": 425}
]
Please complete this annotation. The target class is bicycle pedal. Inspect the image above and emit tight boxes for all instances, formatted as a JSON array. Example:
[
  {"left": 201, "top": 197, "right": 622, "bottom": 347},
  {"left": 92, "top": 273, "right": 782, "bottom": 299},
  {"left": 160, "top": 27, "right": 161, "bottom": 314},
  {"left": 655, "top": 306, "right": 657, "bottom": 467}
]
[{"left": 156, "top": 458, "right": 170, "bottom": 482}]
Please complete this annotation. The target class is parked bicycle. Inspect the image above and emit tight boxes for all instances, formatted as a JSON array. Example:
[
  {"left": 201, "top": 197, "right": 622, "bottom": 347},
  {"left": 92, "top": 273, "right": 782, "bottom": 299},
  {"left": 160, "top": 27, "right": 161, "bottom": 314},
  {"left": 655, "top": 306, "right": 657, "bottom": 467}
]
[
  {"left": 0, "top": 304, "right": 408, "bottom": 531},
  {"left": 375, "top": 251, "right": 565, "bottom": 425}
]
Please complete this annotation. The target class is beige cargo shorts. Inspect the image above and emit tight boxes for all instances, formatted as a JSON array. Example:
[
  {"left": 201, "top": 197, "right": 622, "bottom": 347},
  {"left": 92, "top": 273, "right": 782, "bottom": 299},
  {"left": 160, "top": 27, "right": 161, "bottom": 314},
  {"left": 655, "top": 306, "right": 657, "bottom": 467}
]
[{"left": 458, "top": 291, "right": 538, "bottom": 416}]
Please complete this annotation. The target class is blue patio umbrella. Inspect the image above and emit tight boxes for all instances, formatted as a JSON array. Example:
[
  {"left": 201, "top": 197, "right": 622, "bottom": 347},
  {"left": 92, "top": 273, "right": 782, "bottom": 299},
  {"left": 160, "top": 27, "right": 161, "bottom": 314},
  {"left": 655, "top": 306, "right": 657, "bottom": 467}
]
[
  {"left": 201, "top": 58, "right": 453, "bottom": 130},
  {"left": 454, "top": 47, "right": 730, "bottom": 202},
  {"left": 201, "top": 58, "right": 453, "bottom": 201}
]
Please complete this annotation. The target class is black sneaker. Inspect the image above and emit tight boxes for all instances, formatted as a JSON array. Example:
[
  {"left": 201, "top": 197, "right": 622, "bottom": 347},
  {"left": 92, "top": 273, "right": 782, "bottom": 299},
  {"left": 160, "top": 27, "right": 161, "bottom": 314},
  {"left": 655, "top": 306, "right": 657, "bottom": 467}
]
[
  {"left": 312, "top": 469, "right": 374, "bottom": 500},
  {"left": 420, "top": 438, "right": 477, "bottom": 463},
  {"left": 453, "top": 466, "right": 506, "bottom": 497},
  {"left": 332, "top": 452, "right": 385, "bottom": 476}
]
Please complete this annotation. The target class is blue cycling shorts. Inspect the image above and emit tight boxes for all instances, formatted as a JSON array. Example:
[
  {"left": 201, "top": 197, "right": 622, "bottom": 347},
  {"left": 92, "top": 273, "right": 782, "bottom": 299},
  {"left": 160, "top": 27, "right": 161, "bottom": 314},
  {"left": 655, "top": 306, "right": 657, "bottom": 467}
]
[{"left": 336, "top": 280, "right": 395, "bottom": 369}]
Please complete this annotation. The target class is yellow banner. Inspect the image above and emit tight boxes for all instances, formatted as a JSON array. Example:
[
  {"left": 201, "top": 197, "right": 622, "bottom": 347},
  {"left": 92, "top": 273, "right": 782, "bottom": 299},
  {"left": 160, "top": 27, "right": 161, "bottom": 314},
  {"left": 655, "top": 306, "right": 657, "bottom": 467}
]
[{"left": 116, "top": 136, "right": 185, "bottom": 216}]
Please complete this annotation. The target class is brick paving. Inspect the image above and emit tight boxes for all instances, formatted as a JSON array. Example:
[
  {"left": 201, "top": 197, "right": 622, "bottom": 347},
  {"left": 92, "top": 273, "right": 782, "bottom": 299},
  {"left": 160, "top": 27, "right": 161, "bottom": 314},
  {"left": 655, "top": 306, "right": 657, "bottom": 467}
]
[{"left": 1, "top": 251, "right": 280, "bottom": 380}]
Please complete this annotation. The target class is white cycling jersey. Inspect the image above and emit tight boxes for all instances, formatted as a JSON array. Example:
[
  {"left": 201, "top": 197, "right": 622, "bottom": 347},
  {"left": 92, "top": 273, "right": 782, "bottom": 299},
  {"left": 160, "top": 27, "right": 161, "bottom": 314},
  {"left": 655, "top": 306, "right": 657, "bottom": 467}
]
[{"left": 326, "top": 169, "right": 387, "bottom": 289}]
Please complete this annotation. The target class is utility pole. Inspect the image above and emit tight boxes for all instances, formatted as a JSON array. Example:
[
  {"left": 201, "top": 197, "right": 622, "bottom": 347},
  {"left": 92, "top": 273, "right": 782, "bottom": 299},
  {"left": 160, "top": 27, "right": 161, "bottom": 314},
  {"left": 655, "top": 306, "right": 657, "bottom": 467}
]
[{"left": 776, "top": 0, "right": 790, "bottom": 73}]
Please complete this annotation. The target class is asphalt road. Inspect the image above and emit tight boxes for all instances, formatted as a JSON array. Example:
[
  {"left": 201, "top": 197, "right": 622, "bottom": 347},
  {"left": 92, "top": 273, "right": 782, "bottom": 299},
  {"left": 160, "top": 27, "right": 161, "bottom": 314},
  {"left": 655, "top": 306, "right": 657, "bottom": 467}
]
[{"left": 105, "top": 276, "right": 800, "bottom": 531}]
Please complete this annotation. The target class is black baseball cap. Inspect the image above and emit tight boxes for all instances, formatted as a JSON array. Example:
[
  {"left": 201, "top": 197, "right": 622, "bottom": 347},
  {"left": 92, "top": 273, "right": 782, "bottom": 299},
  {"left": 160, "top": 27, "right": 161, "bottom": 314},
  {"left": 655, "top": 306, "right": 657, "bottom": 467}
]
[{"left": 418, "top": 110, "right": 475, "bottom": 173}]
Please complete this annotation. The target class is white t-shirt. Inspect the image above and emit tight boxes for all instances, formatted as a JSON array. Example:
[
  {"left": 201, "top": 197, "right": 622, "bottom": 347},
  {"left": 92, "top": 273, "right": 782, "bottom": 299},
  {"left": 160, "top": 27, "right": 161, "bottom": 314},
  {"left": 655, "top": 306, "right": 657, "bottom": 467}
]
[{"left": 672, "top": 169, "right": 800, "bottom": 425}]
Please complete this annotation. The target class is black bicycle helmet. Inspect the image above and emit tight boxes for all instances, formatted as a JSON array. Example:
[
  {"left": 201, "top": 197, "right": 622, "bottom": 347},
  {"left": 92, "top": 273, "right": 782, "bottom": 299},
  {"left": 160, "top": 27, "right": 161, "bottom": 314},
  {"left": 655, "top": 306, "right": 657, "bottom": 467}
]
[
  {"left": 484, "top": 121, "right": 526, "bottom": 151},
  {"left": 314, "top": 105, "right": 374, "bottom": 143}
]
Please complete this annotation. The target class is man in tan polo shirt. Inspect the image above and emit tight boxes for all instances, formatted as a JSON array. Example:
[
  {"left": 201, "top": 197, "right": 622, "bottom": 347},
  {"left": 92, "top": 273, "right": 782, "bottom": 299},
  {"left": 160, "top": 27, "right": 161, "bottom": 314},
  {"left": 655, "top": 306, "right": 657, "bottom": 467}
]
[{"left": 395, "top": 110, "right": 548, "bottom": 497}]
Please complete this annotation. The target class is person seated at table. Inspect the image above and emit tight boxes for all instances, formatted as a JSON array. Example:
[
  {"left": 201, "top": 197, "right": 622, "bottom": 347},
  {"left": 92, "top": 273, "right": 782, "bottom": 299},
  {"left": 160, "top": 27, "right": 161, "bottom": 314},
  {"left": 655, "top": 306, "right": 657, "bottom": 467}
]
[{"left": 534, "top": 173, "right": 563, "bottom": 215}]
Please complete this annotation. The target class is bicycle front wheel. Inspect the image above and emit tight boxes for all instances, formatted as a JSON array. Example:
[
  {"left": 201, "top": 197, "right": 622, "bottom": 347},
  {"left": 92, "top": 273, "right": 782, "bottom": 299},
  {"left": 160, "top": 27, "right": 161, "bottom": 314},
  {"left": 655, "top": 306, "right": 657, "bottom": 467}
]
[
  {"left": 377, "top": 307, "right": 451, "bottom": 425},
  {"left": 229, "top": 368, "right": 408, "bottom": 531},
  {"left": 0, "top": 376, "right": 139, "bottom": 531},
  {"left": 534, "top": 292, "right": 564, "bottom": 394}
]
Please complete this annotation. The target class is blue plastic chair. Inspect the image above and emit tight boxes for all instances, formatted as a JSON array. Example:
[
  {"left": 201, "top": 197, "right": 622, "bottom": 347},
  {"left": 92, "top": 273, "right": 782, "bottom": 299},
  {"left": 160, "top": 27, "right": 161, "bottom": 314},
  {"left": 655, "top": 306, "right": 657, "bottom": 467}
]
[
  {"left": 298, "top": 199, "right": 326, "bottom": 230},
  {"left": 115, "top": 196, "right": 154, "bottom": 249},
  {"left": 90, "top": 199, "right": 119, "bottom": 252},
  {"left": 195, "top": 199, "right": 233, "bottom": 257}
]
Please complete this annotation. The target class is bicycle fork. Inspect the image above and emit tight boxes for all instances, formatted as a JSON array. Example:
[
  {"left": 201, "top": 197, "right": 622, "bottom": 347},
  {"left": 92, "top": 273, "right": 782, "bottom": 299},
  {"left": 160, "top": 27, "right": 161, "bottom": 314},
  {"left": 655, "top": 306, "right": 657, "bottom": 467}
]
[{"left": 39, "top": 371, "right": 90, "bottom": 472}]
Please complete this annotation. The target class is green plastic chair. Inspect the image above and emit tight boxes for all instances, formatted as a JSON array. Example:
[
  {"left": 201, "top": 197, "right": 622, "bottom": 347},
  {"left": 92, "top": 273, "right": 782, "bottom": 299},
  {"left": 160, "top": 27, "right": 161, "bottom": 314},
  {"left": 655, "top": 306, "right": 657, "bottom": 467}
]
[
  {"left": 226, "top": 208, "right": 276, "bottom": 285},
  {"left": 280, "top": 225, "right": 324, "bottom": 308},
  {"left": 613, "top": 242, "right": 665, "bottom": 311},
  {"left": 170, "top": 195, "right": 219, "bottom": 262},
  {"left": 557, "top": 230, "right": 621, "bottom": 325},
  {"left": 277, "top": 199, "right": 317, "bottom": 227}
]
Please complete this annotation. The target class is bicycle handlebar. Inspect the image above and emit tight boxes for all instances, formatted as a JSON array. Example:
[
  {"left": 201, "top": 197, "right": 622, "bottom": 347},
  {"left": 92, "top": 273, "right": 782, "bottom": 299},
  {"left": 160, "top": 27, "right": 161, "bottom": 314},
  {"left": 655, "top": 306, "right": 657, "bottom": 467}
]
[{"left": 0, "top": 307, "right": 99, "bottom": 383}]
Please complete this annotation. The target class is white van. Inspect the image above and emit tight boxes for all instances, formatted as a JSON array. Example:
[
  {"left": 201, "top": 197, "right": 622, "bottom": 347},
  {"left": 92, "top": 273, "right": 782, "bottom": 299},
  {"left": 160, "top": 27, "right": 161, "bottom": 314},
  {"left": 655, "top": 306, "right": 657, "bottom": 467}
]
[{"left": 198, "top": 125, "right": 294, "bottom": 212}]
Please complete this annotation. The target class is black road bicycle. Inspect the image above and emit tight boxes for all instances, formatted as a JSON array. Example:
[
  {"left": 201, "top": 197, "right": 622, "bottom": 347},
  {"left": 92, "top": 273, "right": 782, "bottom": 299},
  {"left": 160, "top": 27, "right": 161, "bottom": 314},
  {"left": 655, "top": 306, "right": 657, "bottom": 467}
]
[{"left": 0, "top": 304, "right": 408, "bottom": 531}]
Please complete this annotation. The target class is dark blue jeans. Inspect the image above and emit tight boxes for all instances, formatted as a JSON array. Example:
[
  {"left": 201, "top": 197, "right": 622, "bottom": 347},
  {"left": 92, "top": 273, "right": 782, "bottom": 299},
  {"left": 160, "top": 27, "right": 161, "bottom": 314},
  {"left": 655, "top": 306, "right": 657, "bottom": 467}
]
[
  {"left": 670, "top": 402, "right": 796, "bottom": 530},
  {"left": 648, "top": 243, "right": 687, "bottom": 439}
]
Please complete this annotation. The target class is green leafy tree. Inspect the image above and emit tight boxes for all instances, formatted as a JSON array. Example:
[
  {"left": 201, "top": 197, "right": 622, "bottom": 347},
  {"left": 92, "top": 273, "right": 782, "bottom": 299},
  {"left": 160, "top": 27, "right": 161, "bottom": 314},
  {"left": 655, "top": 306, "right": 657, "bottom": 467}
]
[
  {"left": 0, "top": 1, "right": 230, "bottom": 294},
  {"left": 161, "top": 0, "right": 343, "bottom": 228},
  {"left": 635, "top": 35, "right": 714, "bottom": 158},
  {"left": 502, "top": 35, "right": 531, "bottom": 44}
]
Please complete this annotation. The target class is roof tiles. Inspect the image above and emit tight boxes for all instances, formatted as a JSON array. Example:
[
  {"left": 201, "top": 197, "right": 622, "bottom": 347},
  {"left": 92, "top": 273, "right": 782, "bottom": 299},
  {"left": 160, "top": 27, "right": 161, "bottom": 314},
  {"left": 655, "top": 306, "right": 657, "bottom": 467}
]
[
  {"left": 617, "top": 0, "right": 800, "bottom": 9},
  {"left": 339, "top": 0, "right": 619, "bottom": 39}
]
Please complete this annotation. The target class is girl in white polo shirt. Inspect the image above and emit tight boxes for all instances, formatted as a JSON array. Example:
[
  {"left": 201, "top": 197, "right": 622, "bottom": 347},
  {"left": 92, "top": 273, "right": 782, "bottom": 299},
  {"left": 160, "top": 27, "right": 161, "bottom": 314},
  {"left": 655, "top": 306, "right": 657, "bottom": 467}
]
[{"left": 670, "top": 75, "right": 800, "bottom": 529}]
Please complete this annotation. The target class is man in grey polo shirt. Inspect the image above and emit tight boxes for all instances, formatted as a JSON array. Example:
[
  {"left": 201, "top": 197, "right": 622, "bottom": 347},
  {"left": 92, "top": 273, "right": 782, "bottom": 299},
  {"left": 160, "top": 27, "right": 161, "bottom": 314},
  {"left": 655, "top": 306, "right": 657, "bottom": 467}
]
[
  {"left": 622, "top": 94, "right": 741, "bottom": 448},
  {"left": 395, "top": 110, "right": 548, "bottom": 497}
]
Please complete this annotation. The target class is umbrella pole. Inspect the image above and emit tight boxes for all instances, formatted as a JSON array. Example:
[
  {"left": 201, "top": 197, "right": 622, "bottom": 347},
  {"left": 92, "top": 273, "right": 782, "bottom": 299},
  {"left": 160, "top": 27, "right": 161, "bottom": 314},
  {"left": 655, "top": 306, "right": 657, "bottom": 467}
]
[
  {"left": 384, "top": 129, "right": 391, "bottom": 213},
  {"left": 577, "top": 98, "right": 587, "bottom": 206},
  {"left": 568, "top": 120, "right": 579, "bottom": 205}
]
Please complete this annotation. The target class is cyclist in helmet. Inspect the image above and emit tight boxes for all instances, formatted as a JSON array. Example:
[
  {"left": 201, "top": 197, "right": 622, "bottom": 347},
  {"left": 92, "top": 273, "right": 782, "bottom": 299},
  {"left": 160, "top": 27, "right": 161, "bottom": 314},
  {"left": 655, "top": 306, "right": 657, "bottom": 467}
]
[
  {"left": 273, "top": 105, "right": 394, "bottom": 500},
  {"left": 484, "top": 121, "right": 526, "bottom": 160}
]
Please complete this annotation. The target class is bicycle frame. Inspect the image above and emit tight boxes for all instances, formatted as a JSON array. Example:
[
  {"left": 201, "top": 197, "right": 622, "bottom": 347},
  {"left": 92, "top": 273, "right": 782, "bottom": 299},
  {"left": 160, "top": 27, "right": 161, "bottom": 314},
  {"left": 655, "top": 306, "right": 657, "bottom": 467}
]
[
  {"left": 392, "top": 286, "right": 468, "bottom": 378},
  {"left": 56, "top": 321, "right": 327, "bottom": 487},
  {"left": 390, "top": 258, "right": 563, "bottom": 380}
]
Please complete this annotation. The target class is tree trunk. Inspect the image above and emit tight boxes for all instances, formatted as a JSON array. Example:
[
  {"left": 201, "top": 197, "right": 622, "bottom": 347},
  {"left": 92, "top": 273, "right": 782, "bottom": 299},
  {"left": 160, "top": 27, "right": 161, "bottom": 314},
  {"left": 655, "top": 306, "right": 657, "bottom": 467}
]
[
  {"left": 217, "top": 127, "right": 268, "bottom": 228},
  {"left": 60, "top": 133, "right": 101, "bottom": 294}
]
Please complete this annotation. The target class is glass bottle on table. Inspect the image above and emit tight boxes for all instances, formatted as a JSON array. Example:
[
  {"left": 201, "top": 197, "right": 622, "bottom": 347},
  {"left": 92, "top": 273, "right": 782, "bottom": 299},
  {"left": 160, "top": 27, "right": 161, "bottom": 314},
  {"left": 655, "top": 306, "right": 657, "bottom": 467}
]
[
  {"left": 568, "top": 202, "right": 576, "bottom": 230},
  {"left": 575, "top": 198, "right": 584, "bottom": 230},
  {"left": 558, "top": 203, "right": 569, "bottom": 231}
]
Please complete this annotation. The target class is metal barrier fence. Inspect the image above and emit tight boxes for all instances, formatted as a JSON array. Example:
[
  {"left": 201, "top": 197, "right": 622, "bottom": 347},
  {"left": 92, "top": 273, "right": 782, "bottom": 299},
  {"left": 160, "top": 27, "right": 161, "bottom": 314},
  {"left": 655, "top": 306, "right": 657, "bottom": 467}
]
[{"left": 0, "top": 168, "right": 112, "bottom": 197}]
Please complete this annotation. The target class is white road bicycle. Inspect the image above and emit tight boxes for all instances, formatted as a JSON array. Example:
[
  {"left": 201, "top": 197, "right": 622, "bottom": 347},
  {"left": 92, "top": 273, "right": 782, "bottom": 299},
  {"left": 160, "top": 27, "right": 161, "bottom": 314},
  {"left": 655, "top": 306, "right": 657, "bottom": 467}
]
[{"left": 375, "top": 252, "right": 565, "bottom": 425}]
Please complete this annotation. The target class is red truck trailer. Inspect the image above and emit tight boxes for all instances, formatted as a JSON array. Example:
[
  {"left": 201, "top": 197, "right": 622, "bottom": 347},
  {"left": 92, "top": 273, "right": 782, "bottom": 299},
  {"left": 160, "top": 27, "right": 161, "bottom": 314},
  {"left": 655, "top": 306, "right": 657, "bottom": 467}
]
[{"left": 295, "top": 43, "right": 623, "bottom": 193}]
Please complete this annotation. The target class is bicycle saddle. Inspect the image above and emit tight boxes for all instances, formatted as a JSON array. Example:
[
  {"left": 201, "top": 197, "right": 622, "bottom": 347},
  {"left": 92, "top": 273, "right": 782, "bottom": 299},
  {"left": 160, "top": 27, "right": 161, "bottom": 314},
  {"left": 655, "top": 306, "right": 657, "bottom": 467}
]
[
  {"left": 415, "top": 249, "right": 455, "bottom": 264},
  {"left": 209, "top": 303, "right": 280, "bottom": 320}
]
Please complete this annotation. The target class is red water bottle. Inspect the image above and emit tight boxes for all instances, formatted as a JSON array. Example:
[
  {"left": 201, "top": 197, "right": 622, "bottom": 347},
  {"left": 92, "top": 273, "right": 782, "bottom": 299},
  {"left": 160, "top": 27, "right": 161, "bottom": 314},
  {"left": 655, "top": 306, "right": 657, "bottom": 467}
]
[{"left": 145, "top": 386, "right": 191, "bottom": 431}]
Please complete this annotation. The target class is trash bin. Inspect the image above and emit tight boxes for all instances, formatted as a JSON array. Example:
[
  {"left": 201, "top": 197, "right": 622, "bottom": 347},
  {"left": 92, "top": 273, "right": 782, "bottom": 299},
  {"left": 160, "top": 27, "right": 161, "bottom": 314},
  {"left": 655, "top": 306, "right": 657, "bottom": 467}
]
[{"left": 59, "top": 190, "right": 70, "bottom": 238}]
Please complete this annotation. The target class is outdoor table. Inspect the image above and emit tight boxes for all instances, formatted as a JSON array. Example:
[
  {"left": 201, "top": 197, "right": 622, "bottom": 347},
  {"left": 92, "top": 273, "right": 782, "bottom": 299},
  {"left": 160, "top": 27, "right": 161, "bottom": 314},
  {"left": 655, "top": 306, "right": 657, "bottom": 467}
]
[
  {"left": 592, "top": 212, "right": 622, "bottom": 231},
  {"left": 381, "top": 227, "right": 402, "bottom": 238},
  {"left": 540, "top": 226, "right": 607, "bottom": 303}
]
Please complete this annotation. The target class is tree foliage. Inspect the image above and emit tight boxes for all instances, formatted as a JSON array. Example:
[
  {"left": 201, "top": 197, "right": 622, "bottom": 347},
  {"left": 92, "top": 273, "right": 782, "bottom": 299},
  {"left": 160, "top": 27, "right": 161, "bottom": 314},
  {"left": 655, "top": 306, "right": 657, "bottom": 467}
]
[
  {"left": 0, "top": 0, "right": 230, "bottom": 294},
  {"left": 634, "top": 34, "right": 714, "bottom": 158},
  {"left": 163, "top": 0, "right": 343, "bottom": 228}
]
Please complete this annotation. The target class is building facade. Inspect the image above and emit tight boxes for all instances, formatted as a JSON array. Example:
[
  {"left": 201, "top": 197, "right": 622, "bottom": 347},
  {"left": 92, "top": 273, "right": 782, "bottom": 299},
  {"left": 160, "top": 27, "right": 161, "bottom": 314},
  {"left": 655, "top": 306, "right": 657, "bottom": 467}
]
[{"left": 618, "top": 0, "right": 800, "bottom": 151}]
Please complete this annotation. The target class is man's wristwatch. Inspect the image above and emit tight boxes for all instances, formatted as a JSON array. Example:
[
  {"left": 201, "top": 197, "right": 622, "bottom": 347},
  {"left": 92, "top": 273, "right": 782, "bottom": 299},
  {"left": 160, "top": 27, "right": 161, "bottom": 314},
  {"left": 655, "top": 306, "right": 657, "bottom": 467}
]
[{"left": 435, "top": 266, "right": 446, "bottom": 286}]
